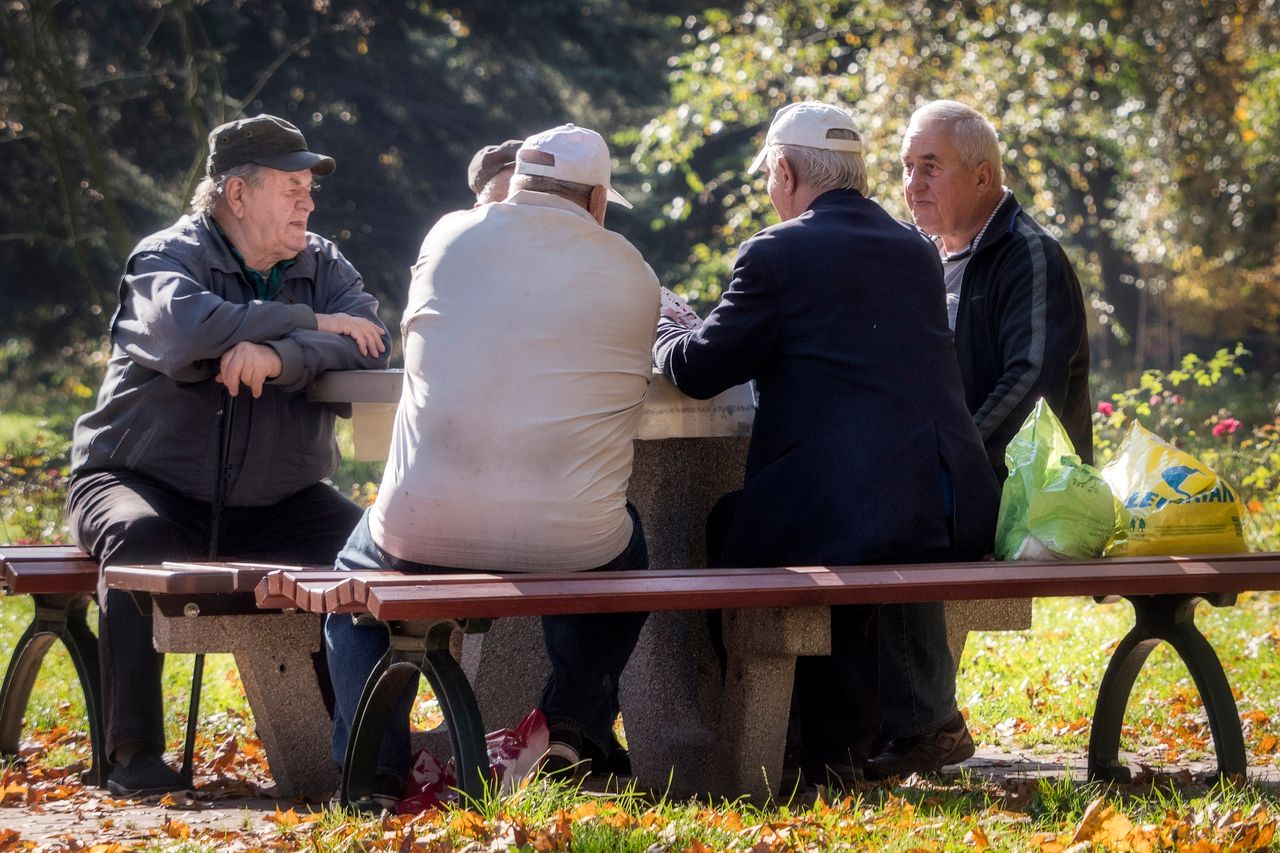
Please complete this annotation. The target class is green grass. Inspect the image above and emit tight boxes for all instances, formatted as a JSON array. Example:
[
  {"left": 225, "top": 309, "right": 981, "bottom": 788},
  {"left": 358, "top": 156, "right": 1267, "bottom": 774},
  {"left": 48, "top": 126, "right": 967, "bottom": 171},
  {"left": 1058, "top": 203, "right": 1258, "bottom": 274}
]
[
  {"left": 0, "top": 413, "right": 50, "bottom": 446},
  {"left": 0, "top": 595, "right": 250, "bottom": 772},
  {"left": 2, "top": 592, "right": 1279, "bottom": 850},
  {"left": 957, "top": 594, "right": 1280, "bottom": 763}
]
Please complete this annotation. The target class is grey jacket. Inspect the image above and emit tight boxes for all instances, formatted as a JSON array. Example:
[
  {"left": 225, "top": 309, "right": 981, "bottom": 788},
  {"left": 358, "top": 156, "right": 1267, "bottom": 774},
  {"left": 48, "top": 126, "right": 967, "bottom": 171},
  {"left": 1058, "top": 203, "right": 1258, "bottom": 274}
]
[{"left": 71, "top": 213, "right": 391, "bottom": 506}]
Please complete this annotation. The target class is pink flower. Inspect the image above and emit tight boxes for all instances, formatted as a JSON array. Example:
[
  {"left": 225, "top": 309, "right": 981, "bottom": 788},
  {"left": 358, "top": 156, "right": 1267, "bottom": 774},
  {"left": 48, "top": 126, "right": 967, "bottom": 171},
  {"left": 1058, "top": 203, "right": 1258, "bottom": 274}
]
[
  {"left": 1150, "top": 394, "right": 1162, "bottom": 406},
  {"left": 1096, "top": 402, "right": 1114, "bottom": 417},
  {"left": 1170, "top": 394, "right": 1184, "bottom": 405},
  {"left": 1212, "top": 417, "right": 1241, "bottom": 437}
]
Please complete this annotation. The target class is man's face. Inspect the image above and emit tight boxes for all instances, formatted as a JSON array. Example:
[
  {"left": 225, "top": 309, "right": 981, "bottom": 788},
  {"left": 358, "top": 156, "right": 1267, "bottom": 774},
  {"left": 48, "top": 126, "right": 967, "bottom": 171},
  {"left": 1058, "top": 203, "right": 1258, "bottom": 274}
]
[
  {"left": 900, "top": 122, "right": 985, "bottom": 240},
  {"left": 239, "top": 168, "right": 316, "bottom": 264}
]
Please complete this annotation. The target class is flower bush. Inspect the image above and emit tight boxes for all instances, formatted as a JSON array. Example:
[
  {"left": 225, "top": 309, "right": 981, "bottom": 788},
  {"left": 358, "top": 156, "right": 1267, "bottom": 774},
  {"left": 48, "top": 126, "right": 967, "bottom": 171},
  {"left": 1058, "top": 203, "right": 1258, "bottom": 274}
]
[{"left": 1092, "top": 345, "right": 1280, "bottom": 551}]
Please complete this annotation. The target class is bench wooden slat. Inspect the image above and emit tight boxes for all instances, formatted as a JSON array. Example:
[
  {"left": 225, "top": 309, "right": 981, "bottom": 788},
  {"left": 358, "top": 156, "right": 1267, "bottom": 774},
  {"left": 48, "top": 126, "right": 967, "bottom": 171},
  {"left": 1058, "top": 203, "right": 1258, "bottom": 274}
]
[
  {"left": 0, "top": 546, "right": 98, "bottom": 595},
  {"left": 254, "top": 552, "right": 1278, "bottom": 616},
  {"left": 104, "top": 561, "right": 328, "bottom": 595},
  {"left": 259, "top": 565, "right": 885, "bottom": 614},
  {"left": 0, "top": 545, "right": 90, "bottom": 562},
  {"left": 360, "top": 555, "right": 1280, "bottom": 620}
]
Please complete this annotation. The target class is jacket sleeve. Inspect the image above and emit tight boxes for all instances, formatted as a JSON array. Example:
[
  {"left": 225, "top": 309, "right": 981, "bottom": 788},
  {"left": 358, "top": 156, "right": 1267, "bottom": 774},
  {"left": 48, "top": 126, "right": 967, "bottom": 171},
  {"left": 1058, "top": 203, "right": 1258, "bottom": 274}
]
[
  {"left": 113, "top": 252, "right": 318, "bottom": 383},
  {"left": 265, "top": 254, "right": 392, "bottom": 392},
  {"left": 975, "top": 231, "right": 1087, "bottom": 452},
  {"left": 652, "top": 237, "right": 779, "bottom": 400}
]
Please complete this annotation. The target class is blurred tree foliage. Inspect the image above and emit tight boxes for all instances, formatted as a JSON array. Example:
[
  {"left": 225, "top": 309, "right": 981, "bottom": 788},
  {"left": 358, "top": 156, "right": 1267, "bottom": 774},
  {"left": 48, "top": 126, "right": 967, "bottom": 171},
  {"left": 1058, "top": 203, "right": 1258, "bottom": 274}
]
[
  {"left": 0, "top": 0, "right": 700, "bottom": 404},
  {"left": 631, "top": 0, "right": 1280, "bottom": 371},
  {"left": 1, "top": 0, "right": 1277, "bottom": 403}
]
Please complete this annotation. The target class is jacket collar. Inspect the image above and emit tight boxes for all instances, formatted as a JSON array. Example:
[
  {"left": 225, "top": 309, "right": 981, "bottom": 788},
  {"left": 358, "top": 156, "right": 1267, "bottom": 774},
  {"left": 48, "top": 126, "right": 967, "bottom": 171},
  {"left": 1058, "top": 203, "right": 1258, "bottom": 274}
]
[
  {"left": 504, "top": 189, "right": 599, "bottom": 224},
  {"left": 198, "top": 212, "right": 316, "bottom": 283},
  {"left": 807, "top": 187, "right": 865, "bottom": 212},
  {"left": 972, "top": 189, "right": 1022, "bottom": 256}
]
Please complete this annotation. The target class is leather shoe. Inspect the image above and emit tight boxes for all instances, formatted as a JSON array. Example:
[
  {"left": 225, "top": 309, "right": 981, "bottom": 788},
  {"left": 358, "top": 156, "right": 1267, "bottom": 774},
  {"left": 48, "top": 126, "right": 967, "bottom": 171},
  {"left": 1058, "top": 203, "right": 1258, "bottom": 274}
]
[
  {"left": 863, "top": 713, "right": 974, "bottom": 781},
  {"left": 106, "top": 748, "right": 192, "bottom": 797}
]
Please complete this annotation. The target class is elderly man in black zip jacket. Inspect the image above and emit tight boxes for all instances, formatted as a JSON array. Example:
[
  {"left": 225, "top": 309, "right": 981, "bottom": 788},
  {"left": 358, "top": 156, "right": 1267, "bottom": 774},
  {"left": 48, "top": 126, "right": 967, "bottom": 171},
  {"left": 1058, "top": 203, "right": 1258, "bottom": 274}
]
[
  {"left": 654, "top": 102, "right": 1000, "bottom": 785},
  {"left": 67, "top": 115, "right": 391, "bottom": 797},
  {"left": 901, "top": 100, "right": 1092, "bottom": 479}
]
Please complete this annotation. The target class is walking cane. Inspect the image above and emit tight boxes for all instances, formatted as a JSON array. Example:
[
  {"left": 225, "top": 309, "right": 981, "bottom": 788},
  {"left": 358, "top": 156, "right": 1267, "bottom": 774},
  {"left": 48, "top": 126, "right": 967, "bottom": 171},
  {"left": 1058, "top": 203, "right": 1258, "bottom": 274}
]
[{"left": 181, "top": 389, "right": 236, "bottom": 783}]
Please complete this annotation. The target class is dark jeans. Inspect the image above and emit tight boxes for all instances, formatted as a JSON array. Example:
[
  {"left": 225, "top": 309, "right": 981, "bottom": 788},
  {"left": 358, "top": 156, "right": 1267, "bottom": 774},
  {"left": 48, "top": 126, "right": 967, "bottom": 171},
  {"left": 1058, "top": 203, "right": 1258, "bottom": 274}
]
[
  {"left": 325, "top": 505, "right": 649, "bottom": 785},
  {"left": 66, "top": 469, "right": 363, "bottom": 762}
]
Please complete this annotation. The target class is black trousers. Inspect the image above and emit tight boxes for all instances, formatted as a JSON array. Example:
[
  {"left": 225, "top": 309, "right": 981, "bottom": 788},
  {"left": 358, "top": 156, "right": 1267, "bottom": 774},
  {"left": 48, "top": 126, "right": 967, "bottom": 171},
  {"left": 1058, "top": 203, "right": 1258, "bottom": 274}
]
[{"left": 66, "top": 469, "right": 363, "bottom": 761}]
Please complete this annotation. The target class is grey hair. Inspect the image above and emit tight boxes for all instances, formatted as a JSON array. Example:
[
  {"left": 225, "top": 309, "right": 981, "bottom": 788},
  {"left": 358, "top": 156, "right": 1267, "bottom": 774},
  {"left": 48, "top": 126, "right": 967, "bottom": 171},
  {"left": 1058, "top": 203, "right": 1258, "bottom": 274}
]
[
  {"left": 766, "top": 128, "right": 868, "bottom": 195},
  {"left": 509, "top": 172, "right": 594, "bottom": 208},
  {"left": 189, "top": 163, "right": 268, "bottom": 216},
  {"left": 906, "top": 100, "right": 1004, "bottom": 186}
]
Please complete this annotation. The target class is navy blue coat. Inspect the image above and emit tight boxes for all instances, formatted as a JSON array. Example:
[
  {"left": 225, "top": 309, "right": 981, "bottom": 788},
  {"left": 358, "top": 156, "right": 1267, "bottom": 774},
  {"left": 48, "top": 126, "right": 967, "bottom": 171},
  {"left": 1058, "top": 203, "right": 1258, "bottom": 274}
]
[{"left": 654, "top": 189, "right": 999, "bottom": 568}]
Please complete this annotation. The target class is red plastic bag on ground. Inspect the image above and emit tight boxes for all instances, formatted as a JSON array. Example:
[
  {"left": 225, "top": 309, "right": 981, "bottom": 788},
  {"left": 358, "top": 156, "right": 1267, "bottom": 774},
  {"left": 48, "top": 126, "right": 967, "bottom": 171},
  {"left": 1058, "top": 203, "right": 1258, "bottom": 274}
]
[
  {"left": 487, "top": 706, "right": 550, "bottom": 794},
  {"left": 398, "top": 745, "right": 456, "bottom": 813},
  {"left": 397, "top": 707, "right": 550, "bottom": 813}
]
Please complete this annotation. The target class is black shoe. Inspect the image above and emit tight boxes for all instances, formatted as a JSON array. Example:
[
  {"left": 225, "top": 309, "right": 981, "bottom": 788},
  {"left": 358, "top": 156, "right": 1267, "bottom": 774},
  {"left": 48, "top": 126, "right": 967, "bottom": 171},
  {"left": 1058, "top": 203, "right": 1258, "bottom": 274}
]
[
  {"left": 106, "top": 749, "right": 192, "bottom": 797},
  {"left": 332, "top": 773, "right": 403, "bottom": 814},
  {"left": 364, "top": 773, "right": 404, "bottom": 813},
  {"left": 863, "top": 713, "right": 974, "bottom": 782},
  {"left": 542, "top": 727, "right": 590, "bottom": 781},
  {"left": 590, "top": 744, "right": 631, "bottom": 779}
]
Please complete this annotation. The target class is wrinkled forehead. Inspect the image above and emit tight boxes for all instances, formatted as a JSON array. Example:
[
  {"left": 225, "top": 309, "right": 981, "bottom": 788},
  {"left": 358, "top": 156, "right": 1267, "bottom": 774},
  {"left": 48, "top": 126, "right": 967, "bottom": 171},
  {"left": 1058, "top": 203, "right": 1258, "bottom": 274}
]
[{"left": 900, "top": 121, "right": 954, "bottom": 158}]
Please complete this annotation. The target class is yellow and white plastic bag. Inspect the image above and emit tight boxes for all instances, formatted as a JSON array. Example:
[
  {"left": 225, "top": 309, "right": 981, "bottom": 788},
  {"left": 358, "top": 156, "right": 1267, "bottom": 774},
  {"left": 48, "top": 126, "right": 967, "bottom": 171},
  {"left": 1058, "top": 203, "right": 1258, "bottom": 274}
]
[{"left": 1100, "top": 421, "right": 1248, "bottom": 556}]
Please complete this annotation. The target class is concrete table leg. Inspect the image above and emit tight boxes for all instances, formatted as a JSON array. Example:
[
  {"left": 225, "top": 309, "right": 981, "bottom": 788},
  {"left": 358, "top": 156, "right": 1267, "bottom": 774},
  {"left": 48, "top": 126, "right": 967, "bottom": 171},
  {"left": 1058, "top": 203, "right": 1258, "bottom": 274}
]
[{"left": 153, "top": 612, "right": 336, "bottom": 801}]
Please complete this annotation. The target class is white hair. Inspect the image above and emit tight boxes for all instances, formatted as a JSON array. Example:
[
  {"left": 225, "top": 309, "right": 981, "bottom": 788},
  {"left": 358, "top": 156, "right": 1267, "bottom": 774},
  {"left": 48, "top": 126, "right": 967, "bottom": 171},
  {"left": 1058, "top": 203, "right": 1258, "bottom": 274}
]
[
  {"left": 189, "top": 163, "right": 268, "bottom": 216},
  {"left": 906, "top": 100, "right": 1004, "bottom": 185},
  {"left": 765, "top": 128, "right": 868, "bottom": 195}
]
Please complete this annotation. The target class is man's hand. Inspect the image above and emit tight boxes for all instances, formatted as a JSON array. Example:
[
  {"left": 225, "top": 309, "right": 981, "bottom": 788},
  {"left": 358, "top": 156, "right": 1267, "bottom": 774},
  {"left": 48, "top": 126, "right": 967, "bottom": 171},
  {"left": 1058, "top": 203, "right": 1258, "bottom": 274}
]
[
  {"left": 660, "top": 286, "right": 702, "bottom": 330},
  {"left": 216, "top": 341, "right": 282, "bottom": 398},
  {"left": 316, "top": 312, "right": 387, "bottom": 357}
]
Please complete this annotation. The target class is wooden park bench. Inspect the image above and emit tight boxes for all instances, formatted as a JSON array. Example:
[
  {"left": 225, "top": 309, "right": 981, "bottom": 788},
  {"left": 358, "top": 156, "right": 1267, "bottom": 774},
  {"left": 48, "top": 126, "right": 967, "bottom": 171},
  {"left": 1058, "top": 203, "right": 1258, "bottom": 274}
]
[
  {"left": 99, "top": 560, "right": 344, "bottom": 800},
  {"left": 0, "top": 545, "right": 106, "bottom": 785},
  {"left": 248, "top": 551, "right": 1280, "bottom": 808}
]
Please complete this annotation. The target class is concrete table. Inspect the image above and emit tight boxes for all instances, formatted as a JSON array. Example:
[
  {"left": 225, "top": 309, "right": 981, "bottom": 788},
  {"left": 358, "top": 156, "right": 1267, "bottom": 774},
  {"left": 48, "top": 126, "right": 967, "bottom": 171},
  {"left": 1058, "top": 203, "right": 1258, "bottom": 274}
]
[{"left": 310, "top": 369, "right": 1031, "bottom": 799}]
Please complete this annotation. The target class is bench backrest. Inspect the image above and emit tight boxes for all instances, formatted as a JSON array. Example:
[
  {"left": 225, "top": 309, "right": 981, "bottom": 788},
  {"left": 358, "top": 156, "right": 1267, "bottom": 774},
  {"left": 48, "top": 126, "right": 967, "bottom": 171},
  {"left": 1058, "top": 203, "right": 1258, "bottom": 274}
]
[{"left": 0, "top": 545, "right": 98, "bottom": 595}]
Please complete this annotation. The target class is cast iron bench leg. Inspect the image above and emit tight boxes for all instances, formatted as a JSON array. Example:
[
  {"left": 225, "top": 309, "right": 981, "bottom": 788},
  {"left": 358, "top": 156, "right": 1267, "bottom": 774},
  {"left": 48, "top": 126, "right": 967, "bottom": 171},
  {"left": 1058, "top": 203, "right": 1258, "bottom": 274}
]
[
  {"left": 0, "top": 594, "right": 107, "bottom": 787},
  {"left": 1088, "top": 593, "right": 1247, "bottom": 782},
  {"left": 342, "top": 618, "right": 491, "bottom": 809}
]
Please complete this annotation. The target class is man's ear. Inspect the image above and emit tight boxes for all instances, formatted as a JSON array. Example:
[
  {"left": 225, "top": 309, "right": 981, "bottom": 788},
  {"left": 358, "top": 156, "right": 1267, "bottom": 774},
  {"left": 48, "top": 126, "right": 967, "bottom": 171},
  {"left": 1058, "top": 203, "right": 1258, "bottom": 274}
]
[
  {"left": 223, "top": 176, "right": 248, "bottom": 219},
  {"left": 588, "top": 184, "right": 607, "bottom": 225},
  {"left": 975, "top": 161, "right": 994, "bottom": 193},
  {"left": 775, "top": 155, "right": 798, "bottom": 195}
]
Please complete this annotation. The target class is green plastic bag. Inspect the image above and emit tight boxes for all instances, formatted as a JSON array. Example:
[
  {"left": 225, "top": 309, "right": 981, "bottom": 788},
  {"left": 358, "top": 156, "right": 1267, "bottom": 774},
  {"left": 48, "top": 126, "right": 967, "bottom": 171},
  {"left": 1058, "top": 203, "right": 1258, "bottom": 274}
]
[{"left": 995, "top": 399, "right": 1121, "bottom": 560}]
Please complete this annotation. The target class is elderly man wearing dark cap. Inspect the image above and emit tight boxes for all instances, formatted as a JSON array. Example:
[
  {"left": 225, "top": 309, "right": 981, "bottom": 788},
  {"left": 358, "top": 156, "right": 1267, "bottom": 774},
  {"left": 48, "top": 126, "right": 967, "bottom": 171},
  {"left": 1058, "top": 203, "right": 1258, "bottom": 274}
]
[
  {"left": 468, "top": 138, "right": 522, "bottom": 204},
  {"left": 67, "top": 114, "right": 391, "bottom": 796}
]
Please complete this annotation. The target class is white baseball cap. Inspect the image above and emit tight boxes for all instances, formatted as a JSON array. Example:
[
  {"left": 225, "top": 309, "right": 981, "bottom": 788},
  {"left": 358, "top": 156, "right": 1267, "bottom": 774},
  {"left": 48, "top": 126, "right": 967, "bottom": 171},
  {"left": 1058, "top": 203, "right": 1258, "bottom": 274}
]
[
  {"left": 748, "top": 101, "right": 863, "bottom": 173},
  {"left": 515, "top": 124, "right": 632, "bottom": 209}
]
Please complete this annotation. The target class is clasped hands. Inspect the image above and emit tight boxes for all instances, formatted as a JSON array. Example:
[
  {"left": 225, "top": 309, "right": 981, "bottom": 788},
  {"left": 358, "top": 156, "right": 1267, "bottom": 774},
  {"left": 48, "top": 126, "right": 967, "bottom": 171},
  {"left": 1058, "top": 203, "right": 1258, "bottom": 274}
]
[{"left": 215, "top": 312, "right": 386, "bottom": 397}]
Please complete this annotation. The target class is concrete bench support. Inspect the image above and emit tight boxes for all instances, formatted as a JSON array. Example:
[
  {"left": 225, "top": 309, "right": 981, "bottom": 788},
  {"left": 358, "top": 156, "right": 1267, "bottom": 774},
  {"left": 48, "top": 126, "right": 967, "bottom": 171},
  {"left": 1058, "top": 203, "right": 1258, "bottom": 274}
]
[
  {"left": 716, "top": 606, "right": 829, "bottom": 799},
  {"left": 152, "top": 611, "right": 335, "bottom": 800}
]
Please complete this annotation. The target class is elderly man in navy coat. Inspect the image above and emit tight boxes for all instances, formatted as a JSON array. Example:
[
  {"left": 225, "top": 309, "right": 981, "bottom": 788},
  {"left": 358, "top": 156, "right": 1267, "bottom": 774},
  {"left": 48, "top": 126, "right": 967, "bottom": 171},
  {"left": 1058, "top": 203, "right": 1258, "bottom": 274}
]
[{"left": 653, "top": 101, "right": 1000, "bottom": 784}]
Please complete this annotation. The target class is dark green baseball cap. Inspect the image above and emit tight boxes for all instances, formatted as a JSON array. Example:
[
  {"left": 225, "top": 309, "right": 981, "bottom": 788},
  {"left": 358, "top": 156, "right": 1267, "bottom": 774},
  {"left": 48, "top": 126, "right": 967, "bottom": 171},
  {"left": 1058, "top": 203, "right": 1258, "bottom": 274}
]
[{"left": 206, "top": 114, "right": 336, "bottom": 177}]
